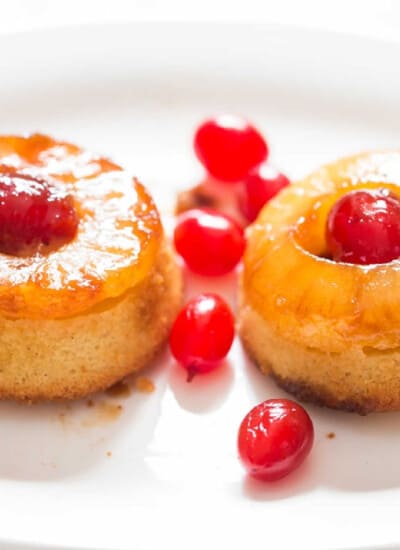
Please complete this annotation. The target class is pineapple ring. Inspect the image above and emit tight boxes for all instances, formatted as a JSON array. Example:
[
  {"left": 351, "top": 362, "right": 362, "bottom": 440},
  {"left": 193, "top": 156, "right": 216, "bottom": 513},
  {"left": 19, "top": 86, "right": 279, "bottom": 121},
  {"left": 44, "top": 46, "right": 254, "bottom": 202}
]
[
  {"left": 240, "top": 151, "right": 400, "bottom": 413},
  {"left": 0, "top": 134, "right": 162, "bottom": 319}
]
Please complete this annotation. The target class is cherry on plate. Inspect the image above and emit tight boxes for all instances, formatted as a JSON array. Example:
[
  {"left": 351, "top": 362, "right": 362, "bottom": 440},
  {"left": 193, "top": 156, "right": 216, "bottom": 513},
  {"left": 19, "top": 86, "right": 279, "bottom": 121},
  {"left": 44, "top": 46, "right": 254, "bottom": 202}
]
[
  {"left": 194, "top": 115, "right": 268, "bottom": 182},
  {"left": 238, "top": 398, "right": 314, "bottom": 482},
  {"left": 169, "top": 293, "right": 235, "bottom": 381},
  {"left": 174, "top": 208, "right": 245, "bottom": 276},
  {"left": 326, "top": 188, "right": 400, "bottom": 265},
  {"left": 239, "top": 163, "right": 290, "bottom": 222}
]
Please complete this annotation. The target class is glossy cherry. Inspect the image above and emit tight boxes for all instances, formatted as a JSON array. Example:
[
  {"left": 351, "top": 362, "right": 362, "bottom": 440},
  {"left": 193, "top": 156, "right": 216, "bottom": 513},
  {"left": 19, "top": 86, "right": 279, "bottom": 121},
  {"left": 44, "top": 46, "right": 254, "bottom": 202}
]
[
  {"left": 169, "top": 293, "right": 235, "bottom": 381},
  {"left": 174, "top": 208, "right": 245, "bottom": 276},
  {"left": 239, "top": 163, "right": 290, "bottom": 222},
  {"left": 238, "top": 399, "right": 314, "bottom": 482},
  {"left": 0, "top": 169, "right": 78, "bottom": 255},
  {"left": 194, "top": 115, "right": 268, "bottom": 182},
  {"left": 326, "top": 188, "right": 400, "bottom": 265}
]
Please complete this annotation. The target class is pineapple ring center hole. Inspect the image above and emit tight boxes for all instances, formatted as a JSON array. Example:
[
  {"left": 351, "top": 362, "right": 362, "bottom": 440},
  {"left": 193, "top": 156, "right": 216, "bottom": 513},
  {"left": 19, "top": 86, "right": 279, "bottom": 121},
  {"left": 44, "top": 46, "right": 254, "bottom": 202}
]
[
  {"left": 292, "top": 183, "right": 400, "bottom": 261},
  {"left": 293, "top": 197, "right": 334, "bottom": 259}
]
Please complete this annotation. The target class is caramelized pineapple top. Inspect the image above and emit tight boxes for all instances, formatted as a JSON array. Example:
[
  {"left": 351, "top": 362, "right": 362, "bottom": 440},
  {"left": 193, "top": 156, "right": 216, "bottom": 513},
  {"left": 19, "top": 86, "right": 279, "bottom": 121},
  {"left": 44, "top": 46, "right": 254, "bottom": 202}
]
[
  {"left": 0, "top": 134, "right": 162, "bottom": 319},
  {"left": 243, "top": 151, "right": 400, "bottom": 350}
]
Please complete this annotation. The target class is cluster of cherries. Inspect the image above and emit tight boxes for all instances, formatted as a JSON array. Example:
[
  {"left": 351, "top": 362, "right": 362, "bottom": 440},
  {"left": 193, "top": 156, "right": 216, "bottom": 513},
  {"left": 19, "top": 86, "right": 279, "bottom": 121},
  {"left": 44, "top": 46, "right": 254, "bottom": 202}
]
[{"left": 169, "top": 115, "right": 314, "bottom": 482}]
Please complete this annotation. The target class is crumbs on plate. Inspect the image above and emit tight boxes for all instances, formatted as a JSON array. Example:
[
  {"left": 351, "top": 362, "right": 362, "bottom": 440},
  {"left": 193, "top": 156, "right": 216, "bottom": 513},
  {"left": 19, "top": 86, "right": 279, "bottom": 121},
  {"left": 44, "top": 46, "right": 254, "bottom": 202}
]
[{"left": 135, "top": 376, "right": 155, "bottom": 393}]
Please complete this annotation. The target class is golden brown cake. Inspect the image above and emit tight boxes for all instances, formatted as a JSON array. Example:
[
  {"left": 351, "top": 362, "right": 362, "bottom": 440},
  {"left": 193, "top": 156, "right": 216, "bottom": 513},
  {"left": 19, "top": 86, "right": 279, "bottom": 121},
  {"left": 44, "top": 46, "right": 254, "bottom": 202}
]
[
  {"left": 240, "top": 151, "right": 400, "bottom": 414},
  {"left": 0, "top": 134, "right": 182, "bottom": 401}
]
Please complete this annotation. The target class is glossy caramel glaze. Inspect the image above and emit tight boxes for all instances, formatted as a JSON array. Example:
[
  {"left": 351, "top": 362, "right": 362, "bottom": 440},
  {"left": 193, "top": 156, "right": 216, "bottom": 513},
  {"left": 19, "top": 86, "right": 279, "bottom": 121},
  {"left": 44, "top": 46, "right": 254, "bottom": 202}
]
[
  {"left": 243, "top": 151, "right": 400, "bottom": 351},
  {"left": 0, "top": 134, "right": 163, "bottom": 319}
]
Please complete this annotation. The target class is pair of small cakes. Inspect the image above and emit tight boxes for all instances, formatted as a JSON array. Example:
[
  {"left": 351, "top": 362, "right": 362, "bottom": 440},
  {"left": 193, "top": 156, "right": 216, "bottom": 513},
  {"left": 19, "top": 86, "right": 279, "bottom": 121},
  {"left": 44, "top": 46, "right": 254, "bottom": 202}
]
[{"left": 1, "top": 133, "right": 399, "bottom": 414}]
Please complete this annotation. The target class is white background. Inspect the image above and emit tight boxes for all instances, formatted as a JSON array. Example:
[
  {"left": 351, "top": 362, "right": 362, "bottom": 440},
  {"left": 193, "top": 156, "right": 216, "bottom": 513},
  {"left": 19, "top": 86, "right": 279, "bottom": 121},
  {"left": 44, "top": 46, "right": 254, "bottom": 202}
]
[{"left": 2, "top": 0, "right": 400, "bottom": 40}]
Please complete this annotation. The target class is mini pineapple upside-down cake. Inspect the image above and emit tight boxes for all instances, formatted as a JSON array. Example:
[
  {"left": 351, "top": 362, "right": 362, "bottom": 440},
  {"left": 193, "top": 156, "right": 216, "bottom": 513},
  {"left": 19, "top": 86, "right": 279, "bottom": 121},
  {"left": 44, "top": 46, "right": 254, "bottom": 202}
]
[
  {"left": 0, "top": 134, "right": 182, "bottom": 401},
  {"left": 240, "top": 151, "right": 400, "bottom": 414}
]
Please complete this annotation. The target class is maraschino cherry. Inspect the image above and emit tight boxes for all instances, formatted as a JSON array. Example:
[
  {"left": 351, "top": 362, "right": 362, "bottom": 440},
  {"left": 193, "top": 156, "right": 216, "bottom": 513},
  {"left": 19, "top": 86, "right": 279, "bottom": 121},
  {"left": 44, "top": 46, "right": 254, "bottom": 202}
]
[
  {"left": 326, "top": 188, "right": 400, "bottom": 265},
  {"left": 169, "top": 293, "right": 234, "bottom": 381},
  {"left": 239, "top": 163, "right": 290, "bottom": 222},
  {"left": 0, "top": 169, "right": 78, "bottom": 255},
  {"left": 238, "top": 399, "right": 314, "bottom": 482},
  {"left": 194, "top": 115, "right": 268, "bottom": 182},
  {"left": 174, "top": 208, "right": 245, "bottom": 276}
]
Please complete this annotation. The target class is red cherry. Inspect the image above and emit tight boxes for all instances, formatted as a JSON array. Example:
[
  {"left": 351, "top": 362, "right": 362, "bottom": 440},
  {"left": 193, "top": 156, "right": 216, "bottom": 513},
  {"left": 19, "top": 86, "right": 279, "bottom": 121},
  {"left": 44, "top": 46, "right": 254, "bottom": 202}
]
[
  {"left": 174, "top": 208, "right": 245, "bottom": 276},
  {"left": 0, "top": 169, "right": 78, "bottom": 255},
  {"left": 326, "top": 188, "right": 400, "bottom": 265},
  {"left": 194, "top": 115, "right": 268, "bottom": 182},
  {"left": 239, "top": 163, "right": 290, "bottom": 222},
  {"left": 169, "top": 293, "right": 235, "bottom": 381},
  {"left": 238, "top": 399, "right": 314, "bottom": 482}
]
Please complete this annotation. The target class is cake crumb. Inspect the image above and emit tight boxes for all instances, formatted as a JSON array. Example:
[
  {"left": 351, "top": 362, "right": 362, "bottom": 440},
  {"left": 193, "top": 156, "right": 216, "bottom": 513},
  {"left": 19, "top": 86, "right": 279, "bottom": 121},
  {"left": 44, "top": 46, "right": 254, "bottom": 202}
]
[
  {"left": 106, "top": 451, "right": 112, "bottom": 457},
  {"left": 326, "top": 432, "right": 336, "bottom": 439},
  {"left": 135, "top": 376, "right": 155, "bottom": 393},
  {"left": 56, "top": 410, "right": 71, "bottom": 430},
  {"left": 175, "top": 183, "right": 219, "bottom": 214},
  {"left": 81, "top": 401, "right": 123, "bottom": 427},
  {"left": 87, "top": 399, "right": 94, "bottom": 407}
]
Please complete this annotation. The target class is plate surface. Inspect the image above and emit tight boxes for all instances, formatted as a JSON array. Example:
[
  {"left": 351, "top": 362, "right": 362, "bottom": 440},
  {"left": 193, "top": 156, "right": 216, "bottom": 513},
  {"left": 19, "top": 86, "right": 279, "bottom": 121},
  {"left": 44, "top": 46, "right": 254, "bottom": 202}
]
[{"left": 1, "top": 22, "right": 400, "bottom": 550}]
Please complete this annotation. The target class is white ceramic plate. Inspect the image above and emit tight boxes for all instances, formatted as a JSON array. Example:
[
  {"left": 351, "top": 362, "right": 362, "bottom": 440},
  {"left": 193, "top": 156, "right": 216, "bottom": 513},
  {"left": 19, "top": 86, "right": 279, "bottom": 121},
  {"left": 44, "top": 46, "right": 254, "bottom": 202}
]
[{"left": 1, "top": 22, "right": 400, "bottom": 550}]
